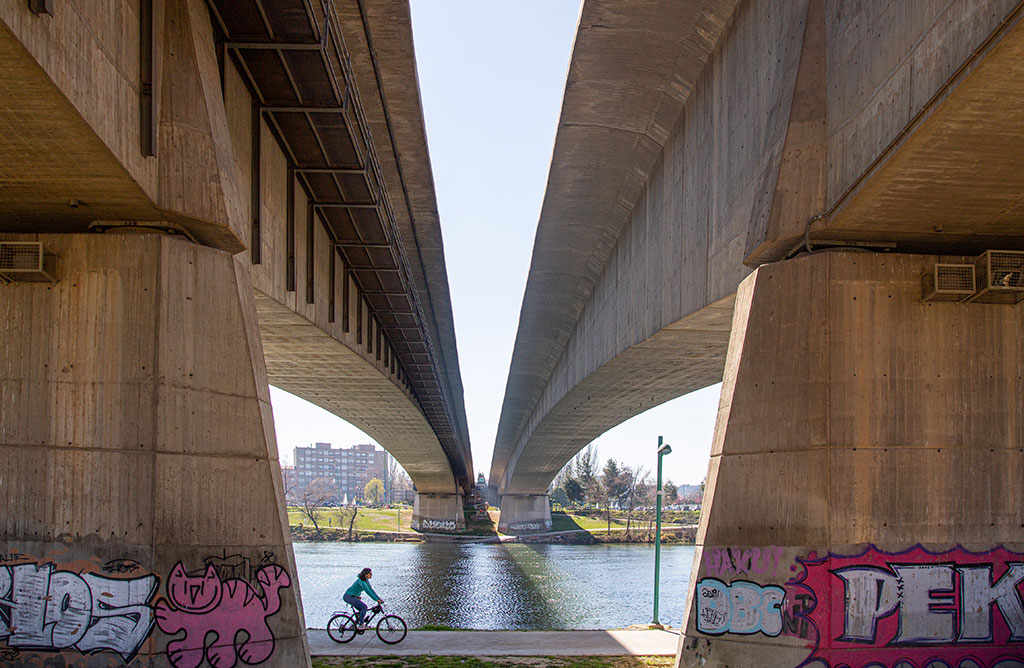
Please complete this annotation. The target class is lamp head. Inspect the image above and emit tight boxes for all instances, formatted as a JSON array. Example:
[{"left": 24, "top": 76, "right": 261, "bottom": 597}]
[{"left": 658, "top": 444, "right": 672, "bottom": 457}]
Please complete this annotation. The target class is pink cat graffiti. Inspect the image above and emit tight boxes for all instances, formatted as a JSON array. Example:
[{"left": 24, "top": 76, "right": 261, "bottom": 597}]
[{"left": 155, "top": 562, "right": 291, "bottom": 668}]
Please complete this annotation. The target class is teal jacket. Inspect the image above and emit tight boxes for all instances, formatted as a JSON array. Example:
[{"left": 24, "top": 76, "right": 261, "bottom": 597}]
[{"left": 345, "top": 577, "right": 380, "bottom": 601}]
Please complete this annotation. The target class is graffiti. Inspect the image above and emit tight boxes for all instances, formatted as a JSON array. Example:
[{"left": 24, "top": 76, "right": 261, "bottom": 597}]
[
  {"left": 420, "top": 519, "right": 457, "bottom": 531},
  {"left": 102, "top": 558, "right": 143, "bottom": 575},
  {"left": 155, "top": 561, "right": 291, "bottom": 668},
  {"left": 788, "top": 545, "right": 1024, "bottom": 668},
  {"left": 507, "top": 522, "right": 544, "bottom": 532},
  {"left": 703, "top": 545, "right": 786, "bottom": 578},
  {"left": 0, "top": 557, "right": 158, "bottom": 662},
  {"left": 695, "top": 578, "right": 785, "bottom": 636},
  {"left": 202, "top": 551, "right": 277, "bottom": 586}
]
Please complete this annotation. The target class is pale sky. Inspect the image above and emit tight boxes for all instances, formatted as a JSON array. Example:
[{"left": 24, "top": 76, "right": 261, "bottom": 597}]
[{"left": 270, "top": 1, "right": 721, "bottom": 488}]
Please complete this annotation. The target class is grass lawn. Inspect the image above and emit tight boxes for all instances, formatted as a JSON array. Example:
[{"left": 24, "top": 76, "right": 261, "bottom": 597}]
[
  {"left": 549, "top": 513, "right": 626, "bottom": 532},
  {"left": 313, "top": 657, "right": 673, "bottom": 668},
  {"left": 288, "top": 507, "right": 413, "bottom": 532}
]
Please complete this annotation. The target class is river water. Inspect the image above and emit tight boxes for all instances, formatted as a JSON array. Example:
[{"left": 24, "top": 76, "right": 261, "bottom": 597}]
[{"left": 293, "top": 542, "right": 696, "bottom": 630}]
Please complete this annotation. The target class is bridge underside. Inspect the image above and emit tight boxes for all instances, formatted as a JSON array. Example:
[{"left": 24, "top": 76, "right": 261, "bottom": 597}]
[{"left": 255, "top": 293, "right": 462, "bottom": 495}]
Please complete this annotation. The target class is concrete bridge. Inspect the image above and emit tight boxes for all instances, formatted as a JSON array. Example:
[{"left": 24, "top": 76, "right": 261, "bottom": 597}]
[
  {"left": 0, "top": 1, "right": 468, "bottom": 666},
  {"left": 492, "top": 0, "right": 1024, "bottom": 665}
]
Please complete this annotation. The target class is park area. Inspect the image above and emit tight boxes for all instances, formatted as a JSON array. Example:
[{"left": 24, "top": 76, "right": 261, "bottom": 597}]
[{"left": 286, "top": 506, "right": 698, "bottom": 543}]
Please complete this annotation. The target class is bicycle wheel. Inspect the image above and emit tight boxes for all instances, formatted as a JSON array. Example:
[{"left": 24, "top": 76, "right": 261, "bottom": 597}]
[
  {"left": 376, "top": 614, "right": 407, "bottom": 644},
  {"left": 327, "top": 613, "right": 357, "bottom": 643}
]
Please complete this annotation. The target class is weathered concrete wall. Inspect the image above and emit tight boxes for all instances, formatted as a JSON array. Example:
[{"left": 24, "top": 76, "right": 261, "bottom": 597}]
[
  {"left": 493, "top": 0, "right": 1024, "bottom": 495},
  {"left": 0, "top": 0, "right": 247, "bottom": 251},
  {"left": 0, "top": 233, "right": 309, "bottom": 668},
  {"left": 677, "top": 251, "right": 1024, "bottom": 667},
  {"left": 410, "top": 494, "right": 466, "bottom": 532}
]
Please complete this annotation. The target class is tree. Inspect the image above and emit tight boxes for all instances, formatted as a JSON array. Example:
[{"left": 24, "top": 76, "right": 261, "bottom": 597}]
[
  {"left": 576, "top": 445, "right": 599, "bottom": 505},
  {"left": 620, "top": 464, "right": 650, "bottom": 536},
  {"left": 385, "top": 452, "right": 402, "bottom": 505},
  {"left": 564, "top": 477, "right": 585, "bottom": 506},
  {"left": 298, "top": 477, "right": 334, "bottom": 538},
  {"left": 663, "top": 479, "right": 678, "bottom": 506},
  {"left": 364, "top": 478, "right": 385, "bottom": 506}
]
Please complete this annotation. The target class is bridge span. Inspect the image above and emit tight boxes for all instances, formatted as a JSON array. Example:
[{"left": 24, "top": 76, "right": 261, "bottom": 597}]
[
  {"left": 0, "top": 1, "right": 468, "bottom": 666},
  {"left": 492, "top": 1, "right": 1024, "bottom": 665}
]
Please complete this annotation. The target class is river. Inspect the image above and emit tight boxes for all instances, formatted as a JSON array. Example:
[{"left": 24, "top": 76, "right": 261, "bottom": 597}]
[{"left": 293, "top": 542, "right": 695, "bottom": 630}]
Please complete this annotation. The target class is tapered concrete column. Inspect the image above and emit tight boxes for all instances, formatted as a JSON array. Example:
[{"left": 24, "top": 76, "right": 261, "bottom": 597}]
[
  {"left": 0, "top": 234, "right": 309, "bottom": 668},
  {"left": 677, "top": 252, "right": 1024, "bottom": 668},
  {"left": 411, "top": 493, "right": 466, "bottom": 532},
  {"left": 497, "top": 494, "right": 552, "bottom": 534}
]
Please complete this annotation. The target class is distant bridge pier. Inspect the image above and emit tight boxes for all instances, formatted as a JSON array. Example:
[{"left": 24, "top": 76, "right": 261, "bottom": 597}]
[
  {"left": 497, "top": 494, "right": 552, "bottom": 534},
  {"left": 411, "top": 492, "right": 467, "bottom": 532},
  {"left": 678, "top": 252, "right": 1024, "bottom": 667},
  {"left": 0, "top": 233, "right": 309, "bottom": 667}
]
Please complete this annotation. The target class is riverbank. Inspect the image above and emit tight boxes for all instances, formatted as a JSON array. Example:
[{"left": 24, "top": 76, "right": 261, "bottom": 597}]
[
  {"left": 290, "top": 525, "right": 696, "bottom": 544},
  {"left": 289, "top": 508, "right": 697, "bottom": 544}
]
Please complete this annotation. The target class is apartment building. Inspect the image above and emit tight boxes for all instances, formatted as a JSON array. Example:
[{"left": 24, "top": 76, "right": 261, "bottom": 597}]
[{"left": 291, "top": 442, "right": 387, "bottom": 504}]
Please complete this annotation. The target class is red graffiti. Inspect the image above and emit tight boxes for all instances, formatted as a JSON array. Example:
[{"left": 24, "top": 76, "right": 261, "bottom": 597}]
[{"left": 787, "top": 545, "right": 1024, "bottom": 668}]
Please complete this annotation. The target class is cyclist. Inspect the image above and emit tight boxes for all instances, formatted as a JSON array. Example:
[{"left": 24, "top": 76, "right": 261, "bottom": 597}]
[{"left": 343, "top": 567, "right": 383, "bottom": 630}]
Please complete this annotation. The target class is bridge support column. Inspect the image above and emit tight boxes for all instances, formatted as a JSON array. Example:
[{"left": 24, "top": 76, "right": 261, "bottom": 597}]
[
  {"left": 0, "top": 234, "right": 309, "bottom": 667},
  {"left": 677, "top": 252, "right": 1024, "bottom": 667},
  {"left": 497, "top": 494, "right": 552, "bottom": 534},
  {"left": 411, "top": 493, "right": 466, "bottom": 532}
]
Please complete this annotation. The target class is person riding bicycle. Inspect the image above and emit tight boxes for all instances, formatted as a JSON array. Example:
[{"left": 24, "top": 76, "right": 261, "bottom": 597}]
[{"left": 343, "top": 567, "right": 383, "bottom": 630}]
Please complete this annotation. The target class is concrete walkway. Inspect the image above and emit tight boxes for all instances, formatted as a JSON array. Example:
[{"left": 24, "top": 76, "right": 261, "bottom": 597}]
[{"left": 308, "top": 629, "right": 682, "bottom": 657}]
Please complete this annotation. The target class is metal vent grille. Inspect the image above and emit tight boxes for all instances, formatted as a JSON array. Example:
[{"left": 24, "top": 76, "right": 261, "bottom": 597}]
[
  {"left": 0, "top": 241, "right": 57, "bottom": 282},
  {"left": 970, "top": 250, "right": 1024, "bottom": 304},
  {"left": 922, "top": 263, "right": 975, "bottom": 302}
]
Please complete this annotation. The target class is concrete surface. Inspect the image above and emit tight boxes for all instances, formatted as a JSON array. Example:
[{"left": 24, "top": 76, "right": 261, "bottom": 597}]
[{"left": 308, "top": 629, "right": 682, "bottom": 657}]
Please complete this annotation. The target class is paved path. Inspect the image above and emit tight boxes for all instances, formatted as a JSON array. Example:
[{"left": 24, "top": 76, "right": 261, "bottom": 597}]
[{"left": 308, "top": 629, "right": 682, "bottom": 656}]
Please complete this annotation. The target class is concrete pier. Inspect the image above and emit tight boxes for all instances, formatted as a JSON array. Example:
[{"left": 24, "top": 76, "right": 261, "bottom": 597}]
[
  {"left": 0, "top": 233, "right": 310, "bottom": 667},
  {"left": 497, "top": 494, "right": 553, "bottom": 534},
  {"left": 678, "top": 252, "right": 1024, "bottom": 667},
  {"left": 411, "top": 493, "right": 466, "bottom": 532}
]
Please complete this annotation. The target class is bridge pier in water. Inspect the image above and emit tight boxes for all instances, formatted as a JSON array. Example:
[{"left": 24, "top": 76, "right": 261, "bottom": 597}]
[
  {"left": 679, "top": 251, "right": 1024, "bottom": 667},
  {"left": 0, "top": 233, "right": 309, "bottom": 667},
  {"left": 411, "top": 492, "right": 467, "bottom": 532},
  {"left": 497, "top": 494, "right": 552, "bottom": 534}
]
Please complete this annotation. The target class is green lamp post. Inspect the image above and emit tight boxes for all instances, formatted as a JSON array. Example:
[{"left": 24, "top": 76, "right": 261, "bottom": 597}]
[{"left": 653, "top": 436, "right": 672, "bottom": 626}]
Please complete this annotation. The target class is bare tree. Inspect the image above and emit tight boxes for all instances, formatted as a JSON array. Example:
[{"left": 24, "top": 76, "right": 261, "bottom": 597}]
[
  {"left": 298, "top": 477, "right": 333, "bottom": 538},
  {"left": 385, "top": 453, "right": 403, "bottom": 506},
  {"left": 621, "top": 463, "right": 650, "bottom": 537}
]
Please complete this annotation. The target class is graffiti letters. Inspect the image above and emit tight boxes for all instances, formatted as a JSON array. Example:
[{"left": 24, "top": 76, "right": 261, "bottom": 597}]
[
  {"left": 420, "top": 519, "right": 457, "bottom": 531},
  {"left": 789, "top": 545, "right": 1024, "bottom": 668},
  {"left": 155, "top": 561, "right": 291, "bottom": 668},
  {"left": 0, "top": 558, "right": 158, "bottom": 661},
  {"left": 507, "top": 522, "right": 544, "bottom": 532},
  {"left": 703, "top": 545, "right": 786, "bottom": 578},
  {"left": 695, "top": 578, "right": 785, "bottom": 636}
]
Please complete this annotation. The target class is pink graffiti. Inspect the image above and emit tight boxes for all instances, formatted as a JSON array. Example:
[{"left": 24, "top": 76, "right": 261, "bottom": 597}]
[
  {"left": 788, "top": 545, "right": 1024, "bottom": 668},
  {"left": 703, "top": 545, "right": 786, "bottom": 578},
  {"left": 155, "top": 562, "right": 290, "bottom": 668}
]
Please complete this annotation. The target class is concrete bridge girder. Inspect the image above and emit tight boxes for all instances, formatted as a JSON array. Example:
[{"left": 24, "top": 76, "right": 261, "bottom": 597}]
[{"left": 493, "top": 0, "right": 1024, "bottom": 527}]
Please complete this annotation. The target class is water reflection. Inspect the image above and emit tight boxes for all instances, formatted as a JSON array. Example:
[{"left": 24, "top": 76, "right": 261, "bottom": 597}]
[{"left": 293, "top": 542, "right": 695, "bottom": 630}]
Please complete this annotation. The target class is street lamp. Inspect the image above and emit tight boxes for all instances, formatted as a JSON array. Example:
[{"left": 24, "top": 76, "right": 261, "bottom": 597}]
[{"left": 653, "top": 436, "right": 672, "bottom": 627}]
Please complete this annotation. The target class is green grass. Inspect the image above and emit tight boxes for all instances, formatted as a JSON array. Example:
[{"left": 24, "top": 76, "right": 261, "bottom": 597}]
[
  {"left": 549, "top": 512, "right": 626, "bottom": 532},
  {"left": 287, "top": 507, "right": 412, "bottom": 533},
  {"left": 313, "top": 657, "right": 674, "bottom": 668}
]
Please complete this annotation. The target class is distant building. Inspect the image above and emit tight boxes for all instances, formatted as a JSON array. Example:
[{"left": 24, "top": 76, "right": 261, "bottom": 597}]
[{"left": 292, "top": 442, "right": 387, "bottom": 504}]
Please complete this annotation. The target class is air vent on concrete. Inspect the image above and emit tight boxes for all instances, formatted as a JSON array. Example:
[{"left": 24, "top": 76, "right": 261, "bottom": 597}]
[
  {"left": 0, "top": 241, "right": 57, "bottom": 282},
  {"left": 970, "top": 250, "right": 1024, "bottom": 304},
  {"left": 922, "top": 263, "right": 975, "bottom": 302}
]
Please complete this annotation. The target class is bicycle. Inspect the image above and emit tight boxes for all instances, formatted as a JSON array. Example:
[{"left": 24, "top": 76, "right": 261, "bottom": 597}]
[{"left": 327, "top": 602, "right": 407, "bottom": 644}]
